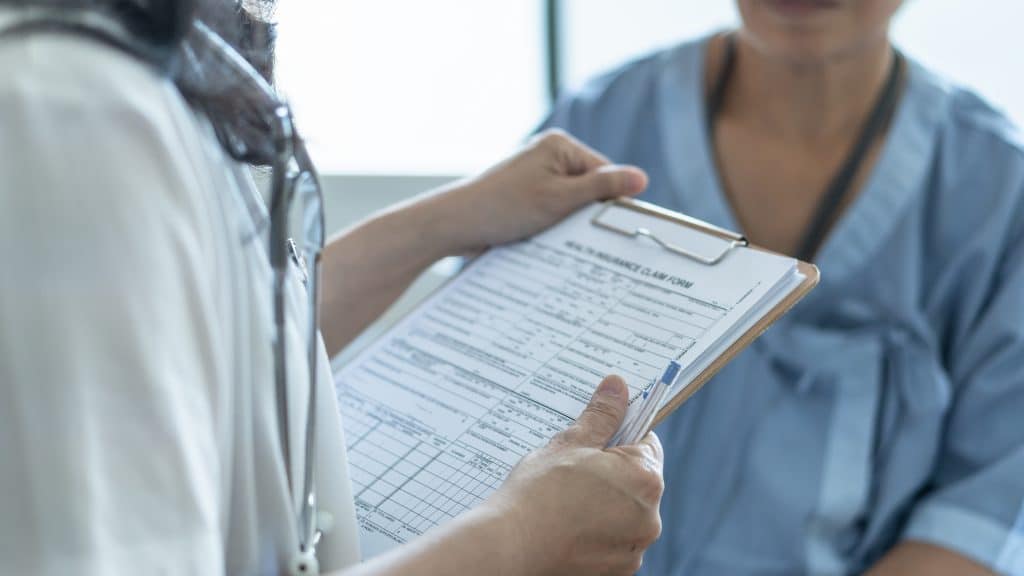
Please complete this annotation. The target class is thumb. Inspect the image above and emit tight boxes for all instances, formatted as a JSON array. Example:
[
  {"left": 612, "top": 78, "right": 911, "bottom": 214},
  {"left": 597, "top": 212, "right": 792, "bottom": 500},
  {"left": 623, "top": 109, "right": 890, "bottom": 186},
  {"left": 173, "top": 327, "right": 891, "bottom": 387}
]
[
  {"left": 567, "top": 164, "right": 648, "bottom": 203},
  {"left": 564, "top": 376, "right": 629, "bottom": 448}
]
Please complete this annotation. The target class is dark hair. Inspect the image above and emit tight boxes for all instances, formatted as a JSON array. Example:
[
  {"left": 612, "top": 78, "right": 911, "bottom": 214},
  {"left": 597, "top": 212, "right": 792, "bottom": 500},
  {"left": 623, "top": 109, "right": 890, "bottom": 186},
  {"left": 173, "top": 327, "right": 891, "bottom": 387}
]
[
  {"left": 1, "top": 0, "right": 279, "bottom": 164},
  {"left": 117, "top": 0, "right": 195, "bottom": 52}
]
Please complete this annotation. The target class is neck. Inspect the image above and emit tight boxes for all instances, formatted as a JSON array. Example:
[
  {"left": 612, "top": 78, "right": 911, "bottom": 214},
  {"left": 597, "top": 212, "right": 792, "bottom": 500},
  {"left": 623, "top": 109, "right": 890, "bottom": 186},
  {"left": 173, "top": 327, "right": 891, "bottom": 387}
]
[{"left": 718, "top": 31, "right": 895, "bottom": 145}]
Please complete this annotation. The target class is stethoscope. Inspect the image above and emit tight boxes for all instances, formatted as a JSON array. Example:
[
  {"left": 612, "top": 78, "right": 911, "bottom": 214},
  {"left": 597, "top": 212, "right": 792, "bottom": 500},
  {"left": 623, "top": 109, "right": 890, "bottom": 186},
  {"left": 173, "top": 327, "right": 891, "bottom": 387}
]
[
  {"left": 189, "top": 22, "right": 326, "bottom": 575},
  {"left": 0, "top": 13, "right": 326, "bottom": 576}
]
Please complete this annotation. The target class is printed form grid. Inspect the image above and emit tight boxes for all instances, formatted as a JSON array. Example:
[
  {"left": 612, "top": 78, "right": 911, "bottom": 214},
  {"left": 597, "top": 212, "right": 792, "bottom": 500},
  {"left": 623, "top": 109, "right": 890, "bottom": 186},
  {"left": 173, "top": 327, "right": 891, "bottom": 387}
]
[{"left": 338, "top": 239, "right": 728, "bottom": 546}]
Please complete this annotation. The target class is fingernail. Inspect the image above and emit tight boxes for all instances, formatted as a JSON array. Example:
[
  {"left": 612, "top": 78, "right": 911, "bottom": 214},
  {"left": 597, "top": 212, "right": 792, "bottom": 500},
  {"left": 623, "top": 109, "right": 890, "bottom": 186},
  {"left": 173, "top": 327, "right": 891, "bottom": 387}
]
[{"left": 596, "top": 376, "right": 626, "bottom": 399}]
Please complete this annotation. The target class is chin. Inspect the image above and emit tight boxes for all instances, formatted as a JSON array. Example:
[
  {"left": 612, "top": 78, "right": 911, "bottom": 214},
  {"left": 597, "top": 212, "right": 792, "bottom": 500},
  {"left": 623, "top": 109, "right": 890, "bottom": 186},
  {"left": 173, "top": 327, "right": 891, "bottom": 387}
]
[
  {"left": 737, "top": 0, "right": 899, "bottom": 65},
  {"left": 741, "top": 28, "right": 849, "bottom": 66},
  {"left": 771, "top": 36, "right": 850, "bottom": 66}
]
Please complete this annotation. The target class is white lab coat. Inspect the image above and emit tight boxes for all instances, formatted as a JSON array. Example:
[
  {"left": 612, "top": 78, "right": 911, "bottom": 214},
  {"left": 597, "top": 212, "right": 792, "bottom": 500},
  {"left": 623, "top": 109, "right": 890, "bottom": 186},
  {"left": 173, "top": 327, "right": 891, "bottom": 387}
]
[{"left": 0, "top": 12, "right": 361, "bottom": 575}]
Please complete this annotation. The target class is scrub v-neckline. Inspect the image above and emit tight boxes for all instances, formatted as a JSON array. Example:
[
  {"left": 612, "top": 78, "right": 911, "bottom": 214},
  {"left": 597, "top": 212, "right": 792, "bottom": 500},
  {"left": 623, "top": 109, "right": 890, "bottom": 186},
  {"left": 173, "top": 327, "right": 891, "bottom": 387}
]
[{"left": 654, "top": 34, "right": 949, "bottom": 290}]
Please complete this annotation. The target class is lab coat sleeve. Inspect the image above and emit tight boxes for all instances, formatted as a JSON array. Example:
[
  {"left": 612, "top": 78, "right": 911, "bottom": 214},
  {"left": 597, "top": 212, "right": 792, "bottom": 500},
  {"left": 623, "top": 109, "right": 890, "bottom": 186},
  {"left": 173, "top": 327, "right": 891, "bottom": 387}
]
[
  {"left": 901, "top": 189, "right": 1024, "bottom": 575},
  {"left": 0, "top": 40, "right": 228, "bottom": 575}
]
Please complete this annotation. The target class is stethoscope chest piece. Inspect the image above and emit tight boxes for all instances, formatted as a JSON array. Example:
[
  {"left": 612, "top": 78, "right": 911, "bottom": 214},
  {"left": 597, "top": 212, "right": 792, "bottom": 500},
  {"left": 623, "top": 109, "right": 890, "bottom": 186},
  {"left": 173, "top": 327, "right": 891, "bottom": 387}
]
[{"left": 289, "top": 548, "right": 320, "bottom": 576}]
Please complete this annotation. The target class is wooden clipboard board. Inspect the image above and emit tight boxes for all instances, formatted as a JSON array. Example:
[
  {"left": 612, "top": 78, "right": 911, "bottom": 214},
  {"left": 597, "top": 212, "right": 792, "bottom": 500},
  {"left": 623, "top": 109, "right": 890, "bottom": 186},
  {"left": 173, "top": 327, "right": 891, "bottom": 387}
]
[{"left": 591, "top": 198, "right": 820, "bottom": 430}]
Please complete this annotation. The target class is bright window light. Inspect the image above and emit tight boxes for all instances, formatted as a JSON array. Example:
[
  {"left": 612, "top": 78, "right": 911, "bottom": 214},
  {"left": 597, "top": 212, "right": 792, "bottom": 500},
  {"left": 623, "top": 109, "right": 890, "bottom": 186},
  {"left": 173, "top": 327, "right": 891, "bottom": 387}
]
[
  {"left": 892, "top": 0, "right": 1024, "bottom": 129},
  {"left": 276, "top": 2, "right": 1024, "bottom": 176},
  {"left": 560, "top": 0, "right": 739, "bottom": 91},
  {"left": 275, "top": 1, "right": 547, "bottom": 175}
]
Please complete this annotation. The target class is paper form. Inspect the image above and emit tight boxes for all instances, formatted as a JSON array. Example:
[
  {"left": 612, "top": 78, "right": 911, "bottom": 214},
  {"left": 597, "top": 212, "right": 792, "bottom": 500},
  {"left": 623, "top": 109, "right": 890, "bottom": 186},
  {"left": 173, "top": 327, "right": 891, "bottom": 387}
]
[{"left": 334, "top": 203, "right": 796, "bottom": 557}]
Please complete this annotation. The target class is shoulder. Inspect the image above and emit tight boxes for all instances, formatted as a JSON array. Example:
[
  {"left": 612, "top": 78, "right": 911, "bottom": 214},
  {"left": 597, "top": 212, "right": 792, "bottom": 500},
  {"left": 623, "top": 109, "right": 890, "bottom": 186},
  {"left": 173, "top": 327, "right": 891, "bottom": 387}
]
[
  {"left": 0, "top": 13, "right": 219, "bottom": 189},
  {"left": 0, "top": 18, "right": 180, "bottom": 127},
  {"left": 0, "top": 20, "right": 230, "bottom": 312},
  {"left": 942, "top": 79, "right": 1024, "bottom": 157},
  {"left": 905, "top": 60, "right": 1024, "bottom": 245},
  {"left": 0, "top": 19, "right": 228, "bottom": 241},
  {"left": 543, "top": 36, "right": 706, "bottom": 151},
  {"left": 909, "top": 60, "right": 1024, "bottom": 182},
  {"left": 903, "top": 60, "right": 1024, "bottom": 334},
  {"left": 559, "top": 38, "right": 696, "bottom": 110}
]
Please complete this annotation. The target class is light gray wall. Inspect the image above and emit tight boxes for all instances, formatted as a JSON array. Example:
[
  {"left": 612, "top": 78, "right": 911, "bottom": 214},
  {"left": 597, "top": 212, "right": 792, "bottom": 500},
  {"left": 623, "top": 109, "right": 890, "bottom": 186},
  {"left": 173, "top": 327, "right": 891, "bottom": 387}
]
[{"left": 321, "top": 174, "right": 458, "bottom": 236}]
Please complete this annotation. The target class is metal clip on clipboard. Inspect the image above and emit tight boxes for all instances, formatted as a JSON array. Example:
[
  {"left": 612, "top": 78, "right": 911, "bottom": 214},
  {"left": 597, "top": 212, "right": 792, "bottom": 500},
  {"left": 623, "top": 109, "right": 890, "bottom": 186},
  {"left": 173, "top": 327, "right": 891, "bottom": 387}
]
[
  {"left": 591, "top": 198, "right": 749, "bottom": 265},
  {"left": 592, "top": 197, "right": 820, "bottom": 432}
]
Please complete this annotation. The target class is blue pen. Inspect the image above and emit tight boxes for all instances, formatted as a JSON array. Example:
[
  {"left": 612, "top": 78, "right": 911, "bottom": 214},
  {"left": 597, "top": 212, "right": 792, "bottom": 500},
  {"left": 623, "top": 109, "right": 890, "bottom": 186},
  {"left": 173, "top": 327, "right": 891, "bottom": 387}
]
[
  {"left": 613, "top": 360, "right": 680, "bottom": 446},
  {"left": 610, "top": 378, "right": 656, "bottom": 446},
  {"left": 634, "top": 360, "right": 680, "bottom": 438}
]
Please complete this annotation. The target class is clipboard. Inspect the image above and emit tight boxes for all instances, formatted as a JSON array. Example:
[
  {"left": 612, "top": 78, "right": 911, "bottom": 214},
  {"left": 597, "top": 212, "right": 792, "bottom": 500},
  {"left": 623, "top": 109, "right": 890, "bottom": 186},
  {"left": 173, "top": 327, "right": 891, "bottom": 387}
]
[
  {"left": 590, "top": 197, "right": 820, "bottom": 429},
  {"left": 335, "top": 196, "right": 821, "bottom": 555}
]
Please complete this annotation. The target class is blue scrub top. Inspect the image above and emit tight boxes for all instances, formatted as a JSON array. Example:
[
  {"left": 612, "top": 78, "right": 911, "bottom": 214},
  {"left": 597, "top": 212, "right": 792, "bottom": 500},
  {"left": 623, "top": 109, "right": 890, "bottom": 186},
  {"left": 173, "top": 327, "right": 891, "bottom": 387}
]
[{"left": 544, "top": 35, "right": 1024, "bottom": 575}]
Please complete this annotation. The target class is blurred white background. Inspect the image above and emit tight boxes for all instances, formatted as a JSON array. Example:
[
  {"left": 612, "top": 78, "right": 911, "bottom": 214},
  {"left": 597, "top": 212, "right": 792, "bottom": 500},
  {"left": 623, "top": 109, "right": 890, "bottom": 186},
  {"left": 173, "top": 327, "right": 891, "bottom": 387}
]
[
  {"left": 276, "top": 0, "right": 1024, "bottom": 357},
  {"left": 275, "top": 1, "right": 546, "bottom": 176},
  {"left": 278, "top": 0, "right": 1024, "bottom": 179}
]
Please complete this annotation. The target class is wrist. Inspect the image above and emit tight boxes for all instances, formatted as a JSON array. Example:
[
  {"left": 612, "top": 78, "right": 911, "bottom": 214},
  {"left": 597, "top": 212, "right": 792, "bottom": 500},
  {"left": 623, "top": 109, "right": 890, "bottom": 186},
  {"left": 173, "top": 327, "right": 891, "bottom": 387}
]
[
  {"left": 372, "top": 187, "right": 467, "bottom": 262},
  {"left": 471, "top": 496, "right": 558, "bottom": 576},
  {"left": 416, "top": 180, "right": 488, "bottom": 256}
]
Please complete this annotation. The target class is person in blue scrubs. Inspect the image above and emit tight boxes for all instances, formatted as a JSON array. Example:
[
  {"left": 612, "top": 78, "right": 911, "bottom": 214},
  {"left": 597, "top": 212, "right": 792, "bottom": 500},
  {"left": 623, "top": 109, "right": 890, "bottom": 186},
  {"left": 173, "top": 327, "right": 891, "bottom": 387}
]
[{"left": 544, "top": 1, "right": 1024, "bottom": 574}]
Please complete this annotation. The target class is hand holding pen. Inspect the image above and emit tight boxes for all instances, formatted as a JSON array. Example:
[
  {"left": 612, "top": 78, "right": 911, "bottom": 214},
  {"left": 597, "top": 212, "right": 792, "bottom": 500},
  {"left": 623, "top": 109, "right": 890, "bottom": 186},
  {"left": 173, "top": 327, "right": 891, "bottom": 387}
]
[{"left": 609, "top": 361, "right": 681, "bottom": 447}]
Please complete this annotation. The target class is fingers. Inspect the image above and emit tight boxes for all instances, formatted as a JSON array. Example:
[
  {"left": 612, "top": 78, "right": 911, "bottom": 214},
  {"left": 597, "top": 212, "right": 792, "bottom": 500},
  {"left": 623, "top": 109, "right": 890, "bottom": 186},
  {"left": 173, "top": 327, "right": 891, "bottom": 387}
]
[
  {"left": 533, "top": 129, "right": 648, "bottom": 199},
  {"left": 611, "top": 432, "right": 665, "bottom": 506},
  {"left": 637, "top": 432, "right": 665, "bottom": 475},
  {"left": 567, "top": 164, "right": 648, "bottom": 202},
  {"left": 557, "top": 375, "right": 630, "bottom": 448},
  {"left": 533, "top": 129, "right": 609, "bottom": 174}
]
